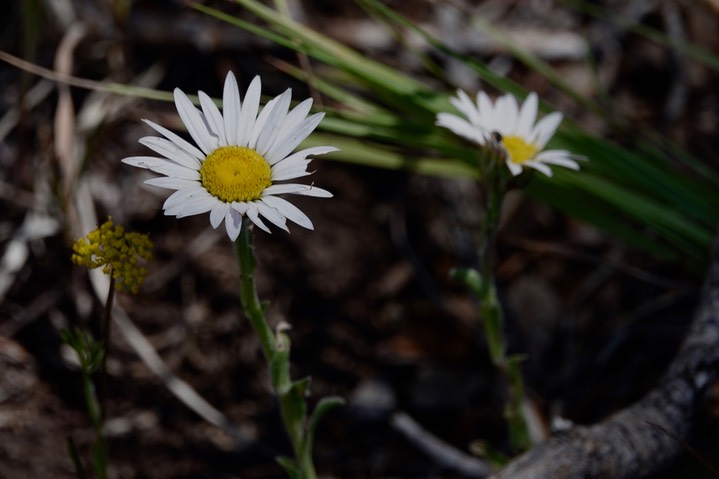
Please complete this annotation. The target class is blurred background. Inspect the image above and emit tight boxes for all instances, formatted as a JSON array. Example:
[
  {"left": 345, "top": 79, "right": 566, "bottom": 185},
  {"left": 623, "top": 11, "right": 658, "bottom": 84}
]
[{"left": 1, "top": 0, "right": 719, "bottom": 477}]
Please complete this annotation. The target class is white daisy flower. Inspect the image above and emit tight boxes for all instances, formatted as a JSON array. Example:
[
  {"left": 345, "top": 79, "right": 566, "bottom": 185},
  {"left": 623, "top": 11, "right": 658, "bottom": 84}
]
[
  {"left": 122, "top": 72, "right": 337, "bottom": 241},
  {"left": 436, "top": 90, "right": 583, "bottom": 177}
]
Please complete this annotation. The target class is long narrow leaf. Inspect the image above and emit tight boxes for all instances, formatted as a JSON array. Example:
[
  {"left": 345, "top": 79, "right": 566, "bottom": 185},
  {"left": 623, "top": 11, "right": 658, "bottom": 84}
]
[{"left": 193, "top": 0, "right": 719, "bottom": 270}]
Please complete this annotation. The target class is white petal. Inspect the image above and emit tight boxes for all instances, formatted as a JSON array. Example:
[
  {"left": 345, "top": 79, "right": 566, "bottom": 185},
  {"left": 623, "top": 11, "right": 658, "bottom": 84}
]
[
  {"left": 164, "top": 187, "right": 209, "bottom": 215},
  {"left": 223, "top": 72, "right": 241, "bottom": 145},
  {"left": 147, "top": 162, "right": 200, "bottom": 180},
  {"left": 531, "top": 112, "right": 562, "bottom": 149},
  {"left": 503, "top": 94, "right": 520, "bottom": 134},
  {"left": 257, "top": 202, "right": 289, "bottom": 232},
  {"left": 271, "top": 172, "right": 312, "bottom": 183},
  {"left": 209, "top": 202, "right": 230, "bottom": 228},
  {"left": 122, "top": 156, "right": 169, "bottom": 169},
  {"left": 225, "top": 208, "right": 243, "bottom": 241},
  {"left": 176, "top": 195, "right": 219, "bottom": 218},
  {"left": 264, "top": 112, "right": 323, "bottom": 165},
  {"left": 516, "top": 93, "right": 538, "bottom": 138},
  {"left": 275, "top": 146, "right": 338, "bottom": 167},
  {"left": 263, "top": 183, "right": 333, "bottom": 197},
  {"left": 199, "top": 91, "right": 226, "bottom": 145},
  {"left": 165, "top": 198, "right": 194, "bottom": 216},
  {"left": 261, "top": 195, "right": 313, "bottom": 230},
  {"left": 231, "top": 202, "right": 250, "bottom": 215},
  {"left": 265, "top": 98, "right": 317, "bottom": 160},
  {"left": 248, "top": 92, "right": 284, "bottom": 149},
  {"left": 534, "top": 150, "right": 581, "bottom": 170},
  {"left": 271, "top": 159, "right": 312, "bottom": 181},
  {"left": 506, "top": 160, "right": 523, "bottom": 176},
  {"left": 238, "top": 76, "right": 262, "bottom": 146},
  {"left": 174, "top": 88, "right": 214, "bottom": 154},
  {"left": 494, "top": 94, "right": 516, "bottom": 134},
  {"left": 246, "top": 204, "right": 271, "bottom": 233},
  {"left": 278, "top": 97, "right": 313, "bottom": 134},
  {"left": 163, "top": 187, "right": 205, "bottom": 212},
  {"left": 525, "top": 160, "right": 553, "bottom": 177},
  {"left": 542, "top": 157, "right": 580, "bottom": 171},
  {"left": 437, "top": 113, "right": 486, "bottom": 145},
  {"left": 164, "top": 190, "right": 193, "bottom": 214},
  {"left": 137, "top": 137, "right": 202, "bottom": 170},
  {"left": 255, "top": 89, "right": 293, "bottom": 155},
  {"left": 141, "top": 120, "right": 205, "bottom": 162},
  {"left": 270, "top": 146, "right": 337, "bottom": 180},
  {"left": 144, "top": 177, "right": 199, "bottom": 190},
  {"left": 450, "top": 90, "right": 481, "bottom": 126},
  {"left": 476, "top": 91, "right": 495, "bottom": 129},
  {"left": 125, "top": 155, "right": 199, "bottom": 179}
]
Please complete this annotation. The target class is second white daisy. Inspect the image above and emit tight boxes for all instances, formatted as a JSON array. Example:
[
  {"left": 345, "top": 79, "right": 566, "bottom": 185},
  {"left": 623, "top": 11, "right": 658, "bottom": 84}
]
[
  {"left": 436, "top": 90, "right": 583, "bottom": 176},
  {"left": 122, "top": 72, "right": 337, "bottom": 241}
]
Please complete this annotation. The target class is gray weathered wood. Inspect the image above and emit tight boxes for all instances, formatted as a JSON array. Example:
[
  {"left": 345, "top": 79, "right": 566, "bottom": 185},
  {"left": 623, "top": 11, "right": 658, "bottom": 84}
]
[{"left": 491, "top": 239, "right": 719, "bottom": 479}]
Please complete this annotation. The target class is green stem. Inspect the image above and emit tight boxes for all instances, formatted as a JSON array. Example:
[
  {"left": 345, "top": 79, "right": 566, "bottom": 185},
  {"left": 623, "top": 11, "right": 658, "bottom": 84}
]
[
  {"left": 505, "top": 357, "right": 528, "bottom": 450},
  {"left": 478, "top": 166, "right": 506, "bottom": 366},
  {"left": 235, "top": 221, "right": 276, "bottom": 358},
  {"left": 101, "top": 275, "right": 115, "bottom": 374},
  {"left": 67, "top": 436, "right": 88, "bottom": 479},
  {"left": 82, "top": 370, "right": 102, "bottom": 431},
  {"left": 99, "top": 274, "right": 114, "bottom": 416},
  {"left": 81, "top": 369, "right": 108, "bottom": 479},
  {"left": 90, "top": 275, "right": 114, "bottom": 479},
  {"left": 235, "top": 219, "right": 316, "bottom": 479},
  {"left": 477, "top": 165, "right": 530, "bottom": 452}
]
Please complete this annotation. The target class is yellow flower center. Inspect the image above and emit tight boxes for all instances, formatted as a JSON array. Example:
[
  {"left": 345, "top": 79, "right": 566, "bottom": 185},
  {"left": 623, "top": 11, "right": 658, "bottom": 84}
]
[
  {"left": 200, "top": 146, "right": 272, "bottom": 202},
  {"left": 501, "top": 135, "right": 538, "bottom": 164}
]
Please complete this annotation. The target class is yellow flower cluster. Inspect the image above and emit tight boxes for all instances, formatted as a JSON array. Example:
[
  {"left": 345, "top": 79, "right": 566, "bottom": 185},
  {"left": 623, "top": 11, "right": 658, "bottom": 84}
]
[{"left": 72, "top": 218, "right": 153, "bottom": 294}]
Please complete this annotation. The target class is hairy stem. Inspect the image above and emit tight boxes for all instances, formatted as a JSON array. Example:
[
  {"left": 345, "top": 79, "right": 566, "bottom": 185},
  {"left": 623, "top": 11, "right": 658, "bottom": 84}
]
[
  {"left": 235, "top": 219, "right": 316, "bottom": 479},
  {"left": 478, "top": 164, "right": 529, "bottom": 452}
]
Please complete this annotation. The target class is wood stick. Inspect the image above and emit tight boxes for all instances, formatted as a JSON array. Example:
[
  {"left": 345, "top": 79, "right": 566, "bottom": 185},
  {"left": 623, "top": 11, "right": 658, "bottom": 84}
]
[{"left": 491, "top": 237, "right": 719, "bottom": 479}]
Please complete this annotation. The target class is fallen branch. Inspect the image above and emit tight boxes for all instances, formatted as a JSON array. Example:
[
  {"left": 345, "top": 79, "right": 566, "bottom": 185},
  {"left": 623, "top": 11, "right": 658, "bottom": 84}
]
[{"left": 492, "top": 237, "right": 719, "bottom": 479}]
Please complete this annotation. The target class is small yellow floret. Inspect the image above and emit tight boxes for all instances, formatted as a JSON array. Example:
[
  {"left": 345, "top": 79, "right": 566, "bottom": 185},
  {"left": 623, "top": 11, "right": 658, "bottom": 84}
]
[
  {"left": 502, "top": 136, "right": 539, "bottom": 164},
  {"left": 72, "top": 218, "right": 153, "bottom": 294},
  {"left": 200, "top": 146, "right": 271, "bottom": 202}
]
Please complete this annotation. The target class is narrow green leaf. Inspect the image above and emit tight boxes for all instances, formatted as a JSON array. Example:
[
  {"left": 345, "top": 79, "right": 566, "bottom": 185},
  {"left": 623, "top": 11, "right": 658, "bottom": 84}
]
[
  {"left": 66, "top": 436, "right": 88, "bottom": 479},
  {"left": 304, "top": 134, "right": 480, "bottom": 179},
  {"left": 449, "top": 267, "right": 483, "bottom": 297},
  {"left": 303, "top": 396, "right": 345, "bottom": 462},
  {"left": 276, "top": 456, "right": 301, "bottom": 479}
]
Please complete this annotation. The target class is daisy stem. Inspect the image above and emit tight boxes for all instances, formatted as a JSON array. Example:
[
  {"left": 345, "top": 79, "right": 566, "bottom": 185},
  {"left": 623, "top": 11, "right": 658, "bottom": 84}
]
[
  {"left": 235, "top": 220, "right": 317, "bottom": 479},
  {"left": 478, "top": 167, "right": 506, "bottom": 367},
  {"left": 235, "top": 221, "right": 277, "bottom": 358},
  {"left": 478, "top": 166, "right": 530, "bottom": 453}
]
